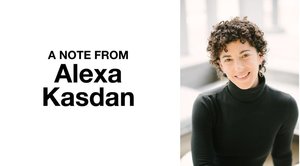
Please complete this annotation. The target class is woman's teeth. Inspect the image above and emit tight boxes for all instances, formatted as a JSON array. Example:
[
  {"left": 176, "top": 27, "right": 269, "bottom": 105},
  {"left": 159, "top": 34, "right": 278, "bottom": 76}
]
[{"left": 236, "top": 72, "right": 249, "bottom": 79}]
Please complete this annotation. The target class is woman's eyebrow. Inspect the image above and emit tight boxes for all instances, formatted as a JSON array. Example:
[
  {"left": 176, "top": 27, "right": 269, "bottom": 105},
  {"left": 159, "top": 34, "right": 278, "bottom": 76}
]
[
  {"left": 221, "top": 55, "right": 231, "bottom": 59},
  {"left": 240, "top": 50, "right": 250, "bottom": 54}
]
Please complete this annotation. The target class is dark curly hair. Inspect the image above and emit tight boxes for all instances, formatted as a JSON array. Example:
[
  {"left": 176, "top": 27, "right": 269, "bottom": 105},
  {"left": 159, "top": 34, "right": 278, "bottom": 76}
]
[{"left": 207, "top": 17, "right": 267, "bottom": 78}]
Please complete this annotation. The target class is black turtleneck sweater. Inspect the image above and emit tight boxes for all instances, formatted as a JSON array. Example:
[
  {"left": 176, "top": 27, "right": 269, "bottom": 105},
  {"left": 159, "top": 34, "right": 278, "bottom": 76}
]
[{"left": 191, "top": 77, "right": 298, "bottom": 166}]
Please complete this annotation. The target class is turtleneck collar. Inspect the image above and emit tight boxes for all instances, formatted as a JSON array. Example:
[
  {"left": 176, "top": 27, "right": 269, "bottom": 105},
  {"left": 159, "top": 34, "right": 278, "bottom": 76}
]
[{"left": 227, "top": 76, "right": 266, "bottom": 102}]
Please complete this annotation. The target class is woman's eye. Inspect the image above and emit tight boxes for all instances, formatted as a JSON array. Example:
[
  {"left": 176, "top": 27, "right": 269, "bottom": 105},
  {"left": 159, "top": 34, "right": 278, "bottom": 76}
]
[
  {"left": 242, "top": 54, "right": 249, "bottom": 58},
  {"left": 224, "top": 59, "right": 232, "bottom": 62}
]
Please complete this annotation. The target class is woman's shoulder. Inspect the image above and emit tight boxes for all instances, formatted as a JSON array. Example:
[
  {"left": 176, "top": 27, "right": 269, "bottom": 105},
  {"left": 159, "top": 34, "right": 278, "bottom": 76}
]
[
  {"left": 265, "top": 85, "right": 296, "bottom": 102},
  {"left": 192, "top": 84, "right": 227, "bottom": 113},
  {"left": 192, "top": 85, "right": 226, "bottom": 122},
  {"left": 265, "top": 85, "right": 298, "bottom": 111}
]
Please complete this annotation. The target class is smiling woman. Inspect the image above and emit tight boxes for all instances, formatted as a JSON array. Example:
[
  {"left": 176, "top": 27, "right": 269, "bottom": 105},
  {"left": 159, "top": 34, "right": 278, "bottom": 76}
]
[
  {"left": 219, "top": 40, "right": 263, "bottom": 90},
  {"left": 191, "top": 17, "right": 298, "bottom": 166}
]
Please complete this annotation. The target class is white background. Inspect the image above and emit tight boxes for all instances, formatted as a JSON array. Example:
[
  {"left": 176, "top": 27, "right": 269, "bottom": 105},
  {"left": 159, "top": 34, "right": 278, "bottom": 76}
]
[{"left": 0, "top": 1, "right": 179, "bottom": 165}]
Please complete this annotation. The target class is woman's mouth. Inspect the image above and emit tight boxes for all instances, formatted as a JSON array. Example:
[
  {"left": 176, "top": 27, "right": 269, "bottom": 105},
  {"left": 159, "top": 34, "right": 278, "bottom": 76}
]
[{"left": 235, "top": 72, "right": 250, "bottom": 80}]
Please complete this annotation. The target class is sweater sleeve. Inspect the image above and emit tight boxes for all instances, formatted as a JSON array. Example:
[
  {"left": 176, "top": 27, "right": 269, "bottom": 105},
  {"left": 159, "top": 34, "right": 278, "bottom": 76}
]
[
  {"left": 191, "top": 95, "right": 215, "bottom": 166},
  {"left": 271, "top": 96, "right": 298, "bottom": 166}
]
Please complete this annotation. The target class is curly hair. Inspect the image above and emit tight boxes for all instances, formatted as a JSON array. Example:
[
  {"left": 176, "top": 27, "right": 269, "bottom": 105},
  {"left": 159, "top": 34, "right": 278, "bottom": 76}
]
[{"left": 207, "top": 17, "right": 267, "bottom": 78}]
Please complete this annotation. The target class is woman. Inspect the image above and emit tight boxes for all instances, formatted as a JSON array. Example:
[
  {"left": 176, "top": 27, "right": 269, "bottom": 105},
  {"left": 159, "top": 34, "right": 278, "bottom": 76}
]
[{"left": 191, "top": 17, "right": 298, "bottom": 166}]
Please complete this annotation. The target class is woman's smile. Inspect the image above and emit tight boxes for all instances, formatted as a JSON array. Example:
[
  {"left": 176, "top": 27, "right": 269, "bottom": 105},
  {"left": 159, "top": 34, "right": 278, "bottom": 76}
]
[{"left": 235, "top": 72, "right": 250, "bottom": 79}]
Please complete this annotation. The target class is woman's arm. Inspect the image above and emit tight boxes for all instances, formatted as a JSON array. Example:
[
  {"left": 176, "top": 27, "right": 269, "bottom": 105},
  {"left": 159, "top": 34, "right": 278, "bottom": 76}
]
[
  {"left": 272, "top": 97, "right": 298, "bottom": 166},
  {"left": 191, "top": 95, "right": 215, "bottom": 166}
]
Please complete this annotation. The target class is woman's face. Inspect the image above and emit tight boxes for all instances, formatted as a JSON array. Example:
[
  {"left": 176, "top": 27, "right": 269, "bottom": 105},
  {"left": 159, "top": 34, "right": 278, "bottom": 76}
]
[{"left": 219, "top": 40, "right": 264, "bottom": 90}]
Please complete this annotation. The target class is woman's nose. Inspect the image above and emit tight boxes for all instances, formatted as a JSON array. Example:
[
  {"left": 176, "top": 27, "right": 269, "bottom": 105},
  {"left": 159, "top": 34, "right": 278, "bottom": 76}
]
[{"left": 234, "top": 59, "right": 245, "bottom": 72}]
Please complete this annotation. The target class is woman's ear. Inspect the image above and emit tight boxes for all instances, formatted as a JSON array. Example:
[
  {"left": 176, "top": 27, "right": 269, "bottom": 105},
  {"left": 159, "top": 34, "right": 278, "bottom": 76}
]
[{"left": 258, "top": 53, "right": 264, "bottom": 64}]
